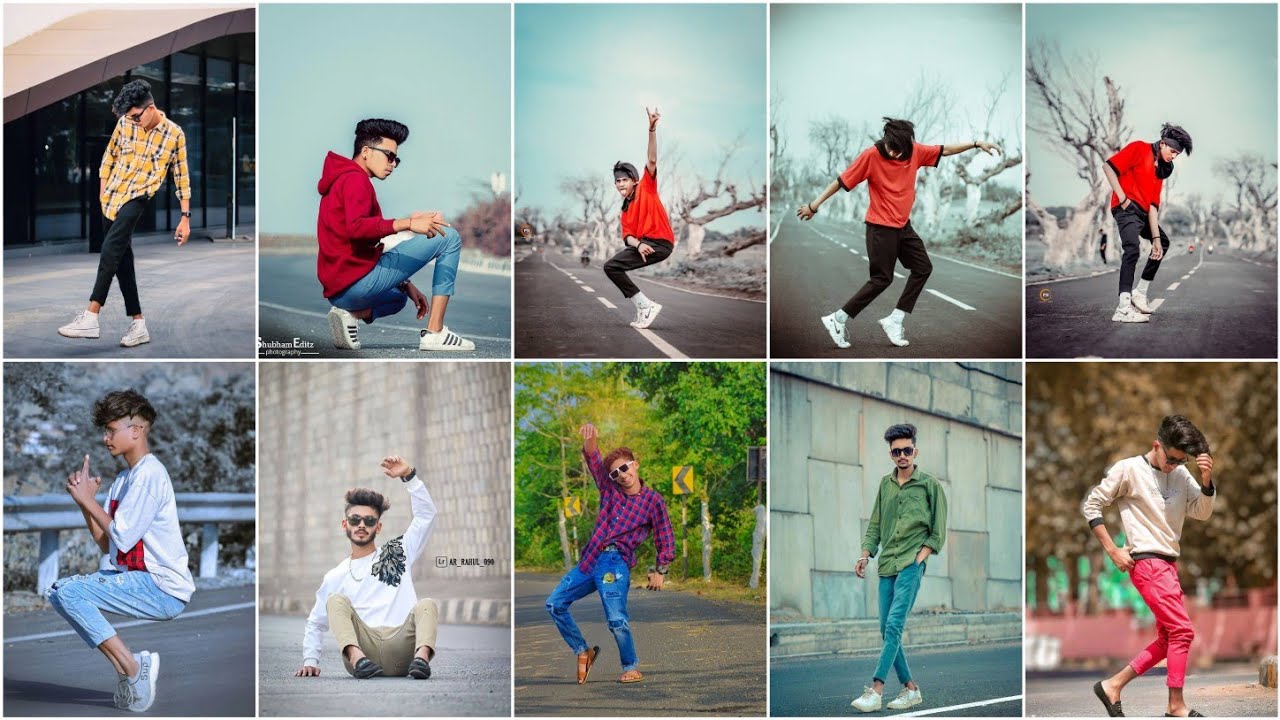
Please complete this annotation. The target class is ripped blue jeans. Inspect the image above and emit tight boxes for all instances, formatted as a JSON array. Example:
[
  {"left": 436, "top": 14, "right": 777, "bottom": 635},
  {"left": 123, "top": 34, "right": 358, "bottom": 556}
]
[
  {"left": 45, "top": 571, "right": 186, "bottom": 648},
  {"left": 329, "top": 228, "right": 463, "bottom": 323},
  {"left": 544, "top": 550, "right": 637, "bottom": 671}
]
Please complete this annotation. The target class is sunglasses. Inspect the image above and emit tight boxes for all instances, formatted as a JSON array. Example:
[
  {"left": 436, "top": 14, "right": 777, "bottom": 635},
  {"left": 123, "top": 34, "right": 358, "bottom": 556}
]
[
  {"left": 608, "top": 462, "right": 634, "bottom": 480},
  {"left": 890, "top": 447, "right": 915, "bottom": 458},
  {"left": 365, "top": 145, "right": 401, "bottom": 167},
  {"left": 346, "top": 515, "right": 379, "bottom": 528},
  {"left": 1163, "top": 450, "right": 1191, "bottom": 465},
  {"left": 126, "top": 104, "right": 153, "bottom": 124}
]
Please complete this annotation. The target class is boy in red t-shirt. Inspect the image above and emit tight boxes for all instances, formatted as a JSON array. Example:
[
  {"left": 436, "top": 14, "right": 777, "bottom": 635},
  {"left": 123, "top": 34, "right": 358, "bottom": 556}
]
[
  {"left": 603, "top": 107, "right": 676, "bottom": 330},
  {"left": 798, "top": 118, "right": 1000, "bottom": 348},
  {"left": 1103, "top": 124, "right": 1193, "bottom": 323}
]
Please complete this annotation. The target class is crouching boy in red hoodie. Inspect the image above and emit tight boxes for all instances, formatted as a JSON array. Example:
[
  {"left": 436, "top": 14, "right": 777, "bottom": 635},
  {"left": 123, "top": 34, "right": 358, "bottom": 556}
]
[{"left": 316, "top": 118, "right": 474, "bottom": 352}]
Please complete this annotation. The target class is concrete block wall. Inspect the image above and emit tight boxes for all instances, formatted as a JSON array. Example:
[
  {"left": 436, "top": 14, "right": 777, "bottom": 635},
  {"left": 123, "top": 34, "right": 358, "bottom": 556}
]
[
  {"left": 770, "top": 362, "right": 1023, "bottom": 620},
  {"left": 258, "top": 363, "right": 511, "bottom": 620}
]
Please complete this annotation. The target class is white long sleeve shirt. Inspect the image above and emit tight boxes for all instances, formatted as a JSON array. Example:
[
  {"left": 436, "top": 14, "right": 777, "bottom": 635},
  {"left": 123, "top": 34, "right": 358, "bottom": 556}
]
[
  {"left": 1081, "top": 455, "right": 1216, "bottom": 558},
  {"left": 105, "top": 453, "right": 195, "bottom": 602},
  {"left": 302, "top": 475, "right": 437, "bottom": 667}
]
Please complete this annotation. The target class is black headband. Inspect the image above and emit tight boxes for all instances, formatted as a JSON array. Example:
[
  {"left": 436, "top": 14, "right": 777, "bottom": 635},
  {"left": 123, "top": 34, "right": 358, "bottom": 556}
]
[{"left": 1161, "top": 135, "right": 1185, "bottom": 153}]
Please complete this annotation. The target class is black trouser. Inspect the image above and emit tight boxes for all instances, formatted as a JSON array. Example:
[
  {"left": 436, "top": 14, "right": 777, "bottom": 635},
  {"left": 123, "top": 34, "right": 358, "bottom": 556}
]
[
  {"left": 1113, "top": 203, "right": 1171, "bottom": 295},
  {"left": 603, "top": 238, "right": 673, "bottom": 299},
  {"left": 1100, "top": 245, "right": 1108, "bottom": 264},
  {"left": 90, "top": 196, "right": 150, "bottom": 316},
  {"left": 841, "top": 221, "right": 932, "bottom": 318}
]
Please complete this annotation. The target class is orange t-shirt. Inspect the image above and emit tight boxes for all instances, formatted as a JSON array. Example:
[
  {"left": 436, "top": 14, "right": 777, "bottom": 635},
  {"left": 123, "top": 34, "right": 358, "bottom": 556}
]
[
  {"left": 620, "top": 167, "right": 675, "bottom": 244},
  {"left": 838, "top": 141, "right": 943, "bottom": 228}
]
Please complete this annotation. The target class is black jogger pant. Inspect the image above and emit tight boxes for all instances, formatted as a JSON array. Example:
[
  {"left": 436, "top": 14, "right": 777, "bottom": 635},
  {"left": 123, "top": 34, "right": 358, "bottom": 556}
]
[
  {"left": 841, "top": 221, "right": 933, "bottom": 319},
  {"left": 1114, "top": 203, "right": 1171, "bottom": 295},
  {"left": 90, "top": 196, "right": 150, "bottom": 316},
  {"left": 603, "top": 238, "right": 673, "bottom": 299}
]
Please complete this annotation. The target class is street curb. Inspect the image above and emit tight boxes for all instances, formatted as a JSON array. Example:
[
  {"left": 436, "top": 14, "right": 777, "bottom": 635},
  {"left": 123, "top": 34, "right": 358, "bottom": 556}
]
[
  {"left": 260, "top": 596, "right": 511, "bottom": 626},
  {"left": 770, "top": 612, "right": 1021, "bottom": 659},
  {"left": 1261, "top": 655, "right": 1277, "bottom": 688}
]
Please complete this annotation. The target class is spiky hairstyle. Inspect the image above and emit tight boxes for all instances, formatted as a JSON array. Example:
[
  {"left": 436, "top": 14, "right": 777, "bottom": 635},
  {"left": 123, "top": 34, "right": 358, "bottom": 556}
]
[
  {"left": 111, "top": 80, "right": 154, "bottom": 117},
  {"left": 352, "top": 118, "right": 409, "bottom": 157},
  {"left": 92, "top": 389, "right": 157, "bottom": 429},
  {"left": 344, "top": 487, "right": 391, "bottom": 515}
]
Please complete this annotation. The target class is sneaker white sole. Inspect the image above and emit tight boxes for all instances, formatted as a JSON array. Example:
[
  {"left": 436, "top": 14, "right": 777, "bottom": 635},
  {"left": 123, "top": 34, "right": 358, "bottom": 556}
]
[
  {"left": 120, "top": 333, "right": 150, "bottom": 347},
  {"left": 887, "top": 698, "right": 923, "bottom": 710},
  {"left": 851, "top": 702, "right": 881, "bottom": 713},
  {"left": 327, "top": 309, "right": 360, "bottom": 350},
  {"left": 632, "top": 303, "right": 663, "bottom": 330},
  {"left": 1111, "top": 311, "right": 1150, "bottom": 323},
  {"left": 58, "top": 327, "right": 100, "bottom": 339},
  {"left": 131, "top": 651, "right": 158, "bottom": 712},
  {"left": 878, "top": 318, "right": 909, "bottom": 347},
  {"left": 820, "top": 315, "right": 850, "bottom": 348}
]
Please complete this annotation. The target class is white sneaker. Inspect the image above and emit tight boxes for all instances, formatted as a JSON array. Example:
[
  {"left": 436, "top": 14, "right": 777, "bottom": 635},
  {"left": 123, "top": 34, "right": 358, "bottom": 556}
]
[
  {"left": 126, "top": 650, "right": 158, "bottom": 712},
  {"left": 821, "top": 313, "right": 851, "bottom": 349},
  {"left": 851, "top": 686, "right": 882, "bottom": 713},
  {"left": 1131, "top": 291, "right": 1154, "bottom": 314},
  {"left": 120, "top": 319, "right": 150, "bottom": 347},
  {"left": 878, "top": 316, "right": 909, "bottom": 347},
  {"left": 58, "top": 312, "right": 100, "bottom": 339},
  {"left": 327, "top": 307, "right": 361, "bottom": 350},
  {"left": 886, "top": 686, "right": 923, "bottom": 710},
  {"left": 1112, "top": 304, "right": 1151, "bottom": 323},
  {"left": 631, "top": 302, "right": 663, "bottom": 329},
  {"left": 419, "top": 326, "right": 475, "bottom": 352}
]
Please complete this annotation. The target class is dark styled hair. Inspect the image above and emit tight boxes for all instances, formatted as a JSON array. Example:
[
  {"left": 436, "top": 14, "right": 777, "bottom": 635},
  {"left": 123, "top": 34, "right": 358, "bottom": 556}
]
[
  {"left": 345, "top": 487, "right": 391, "bottom": 515},
  {"left": 884, "top": 423, "right": 918, "bottom": 444},
  {"left": 1157, "top": 415, "right": 1209, "bottom": 455},
  {"left": 612, "top": 161, "right": 639, "bottom": 181},
  {"left": 880, "top": 117, "right": 916, "bottom": 157},
  {"left": 1160, "top": 123, "right": 1193, "bottom": 156},
  {"left": 111, "top": 79, "right": 154, "bottom": 117},
  {"left": 92, "top": 389, "right": 157, "bottom": 429},
  {"left": 352, "top": 118, "right": 409, "bottom": 157},
  {"left": 603, "top": 446, "right": 638, "bottom": 470}
]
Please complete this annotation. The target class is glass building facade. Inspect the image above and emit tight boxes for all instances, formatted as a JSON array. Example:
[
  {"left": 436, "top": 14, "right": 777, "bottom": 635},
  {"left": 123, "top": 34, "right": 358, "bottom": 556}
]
[{"left": 3, "top": 33, "right": 255, "bottom": 248}]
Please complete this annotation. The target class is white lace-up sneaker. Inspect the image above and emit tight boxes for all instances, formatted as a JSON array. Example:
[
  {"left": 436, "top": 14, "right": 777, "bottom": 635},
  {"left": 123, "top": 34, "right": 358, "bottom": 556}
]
[
  {"left": 125, "top": 650, "right": 158, "bottom": 712},
  {"left": 327, "top": 307, "right": 361, "bottom": 350},
  {"left": 631, "top": 302, "right": 663, "bottom": 329},
  {"left": 886, "top": 686, "right": 923, "bottom": 710},
  {"left": 878, "top": 316, "right": 910, "bottom": 347},
  {"left": 419, "top": 326, "right": 476, "bottom": 352},
  {"left": 851, "top": 686, "right": 882, "bottom": 713},
  {"left": 1112, "top": 299, "right": 1151, "bottom": 323},
  {"left": 114, "top": 653, "right": 143, "bottom": 709},
  {"left": 120, "top": 319, "right": 150, "bottom": 347},
  {"left": 1131, "top": 291, "right": 1154, "bottom": 314},
  {"left": 821, "top": 313, "right": 851, "bottom": 349},
  {"left": 58, "top": 311, "right": 100, "bottom": 339}
]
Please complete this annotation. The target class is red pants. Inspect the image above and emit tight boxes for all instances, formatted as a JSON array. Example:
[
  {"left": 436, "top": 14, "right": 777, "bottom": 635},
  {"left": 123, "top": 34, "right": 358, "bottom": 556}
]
[{"left": 1128, "top": 558, "right": 1195, "bottom": 688}]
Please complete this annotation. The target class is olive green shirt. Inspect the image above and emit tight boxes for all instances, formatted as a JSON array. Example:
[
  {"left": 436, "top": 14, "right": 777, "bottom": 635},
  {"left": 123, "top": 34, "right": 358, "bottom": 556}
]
[{"left": 861, "top": 467, "right": 948, "bottom": 577}]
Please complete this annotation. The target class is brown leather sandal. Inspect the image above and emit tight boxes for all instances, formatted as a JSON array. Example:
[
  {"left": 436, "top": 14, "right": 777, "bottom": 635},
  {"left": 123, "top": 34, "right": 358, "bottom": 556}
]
[
  {"left": 576, "top": 646, "right": 600, "bottom": 684},
  {"left": 618, "top": 669, "right": 644, "bottom": 683}
]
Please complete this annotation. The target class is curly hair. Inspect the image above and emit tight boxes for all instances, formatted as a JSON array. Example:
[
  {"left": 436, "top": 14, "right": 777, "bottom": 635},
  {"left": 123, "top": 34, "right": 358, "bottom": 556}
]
[
  {"left": 603, "top": 447, "right": 638, "bottom": 472},
  {"left": 92, "top": 389, "right": 157, "bottom": 429},
  {"left": 1157, "top": 415, "right": 1209, "bottom": 456},
  {"left": 352, "top": 118, "right": 409, "bottom": 157},
  {"left": 1160, "top": 123, "right": 1193, "bottom": 156},
  {"left": 111, "top": 79, "right": 154, "bottom": 117}
]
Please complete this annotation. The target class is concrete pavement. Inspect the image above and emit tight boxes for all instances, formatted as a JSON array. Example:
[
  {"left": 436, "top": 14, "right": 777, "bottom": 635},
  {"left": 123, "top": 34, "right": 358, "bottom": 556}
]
[{"left": 1027, "top": 665, "right": 1277, "bottom": 717}]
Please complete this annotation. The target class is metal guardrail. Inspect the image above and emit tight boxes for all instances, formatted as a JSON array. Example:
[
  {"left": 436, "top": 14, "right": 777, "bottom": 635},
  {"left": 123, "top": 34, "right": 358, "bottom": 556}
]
[{"left": 4, "top": 493, "right": 254, "bottom": 593}]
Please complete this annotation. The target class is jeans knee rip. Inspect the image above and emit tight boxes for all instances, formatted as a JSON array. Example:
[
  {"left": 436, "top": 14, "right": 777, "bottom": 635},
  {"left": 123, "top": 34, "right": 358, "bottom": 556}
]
[{"left": 608, "top": 618, "right": 629, "bottom": 631}]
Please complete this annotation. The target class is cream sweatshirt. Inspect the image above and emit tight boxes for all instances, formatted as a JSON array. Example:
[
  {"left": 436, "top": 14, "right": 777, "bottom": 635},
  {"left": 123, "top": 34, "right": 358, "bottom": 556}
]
[{"left": 1081, "top": 455, "right": 1215, "bottom": 558}]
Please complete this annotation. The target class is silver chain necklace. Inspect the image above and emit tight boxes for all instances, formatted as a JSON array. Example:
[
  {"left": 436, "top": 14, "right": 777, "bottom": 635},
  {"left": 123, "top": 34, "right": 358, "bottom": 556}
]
[{"left": 348, "top": 554, "right": 369, "bottom": 582}]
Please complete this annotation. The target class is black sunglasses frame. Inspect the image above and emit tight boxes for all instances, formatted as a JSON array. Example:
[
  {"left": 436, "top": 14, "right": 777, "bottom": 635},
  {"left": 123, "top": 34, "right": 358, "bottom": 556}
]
[
  {"left": 365, "top": 145, "right": 401, "bottom": 167},
  {"left": 890, "top": 447, "right": 916, "bottom": 458},
  {"left": 346, "top": 515, "right": 380, "bottom": 528}
]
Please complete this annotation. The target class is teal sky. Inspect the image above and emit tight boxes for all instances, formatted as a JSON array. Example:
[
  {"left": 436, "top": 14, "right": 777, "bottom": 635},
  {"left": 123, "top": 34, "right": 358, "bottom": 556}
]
[
  {"left": 1027, "top": 3, "right": 1277, "bottom": 206},
  {"left": 258, "top": 4, "right": 510, "bottom": 234},
  {"left": 515, "top": 4, "right": 766, "bottom": 232}
]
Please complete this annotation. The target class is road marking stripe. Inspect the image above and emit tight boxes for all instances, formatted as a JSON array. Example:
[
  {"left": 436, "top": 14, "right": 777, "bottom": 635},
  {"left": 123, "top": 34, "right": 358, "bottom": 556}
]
[
  {"left": 768, "top": 215, "right": 784, "bottom": 244},
  {"left": 581, "top": 286, "right": 595, "bottom": 293},
  {"left": 5, "top": 601, "right": 257, "bottom": 644},
  {"left": 1181, "top": 274, "right": 1191, "bottom": 280},
  {"left": 258, "top": 302, "right": 509, "bottom": 343},
  {"left": 573, "top": 279, "right": 582, "bottom": 284},
  {"left": 1150, "top": 298, "right": 1165, "bottom": 310},
  {"left": 926, "top": 289, "right": 976, "bottom": 310},
  {"left": 1166, "top": 282, "right": 1180, "bottom": 291},
  {"left": 896, "top": 695, "right": 1022, "bottom": 717},
  {"left": 597, "top": 297, "right": 617, "bottom": 309},
  {"left": 635, "top": 328, "right": 689, "bottom": 359},
  {"left": 894, "top": 271, "right": 905, "bottom": 279},
  {"left": 548, "top": 257, "right": 765, "bottom": 304}
]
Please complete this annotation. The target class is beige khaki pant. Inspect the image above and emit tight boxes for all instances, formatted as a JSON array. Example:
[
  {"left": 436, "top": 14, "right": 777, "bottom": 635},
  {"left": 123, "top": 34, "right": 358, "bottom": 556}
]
[{"left": 326, "top": 594, "right": 439, "bottom": 677}]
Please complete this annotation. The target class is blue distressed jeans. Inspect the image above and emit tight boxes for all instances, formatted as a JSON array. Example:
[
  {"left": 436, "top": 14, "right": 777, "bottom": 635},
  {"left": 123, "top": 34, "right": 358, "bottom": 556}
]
[
  {"left": 874, "top": 559, "right": 926, "bottom": 685},
  {"left": 544, "top": 550, "right": 637, "bottom": 671},
  {"left": 45, "top": 570, "right": 186, "bottom": 648},
  {"left": 330, "top": 227, "right": 463, "bottom": 323}
]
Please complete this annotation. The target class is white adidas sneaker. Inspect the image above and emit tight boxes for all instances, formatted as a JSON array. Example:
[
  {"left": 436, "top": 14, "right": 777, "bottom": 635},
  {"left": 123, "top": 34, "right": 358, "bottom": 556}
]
[
  {"left": 419, "top": 326, "right": 475, "bottom": 352},
  {"left": 327, "top": 307, "right": 361, "bottom": 350}
]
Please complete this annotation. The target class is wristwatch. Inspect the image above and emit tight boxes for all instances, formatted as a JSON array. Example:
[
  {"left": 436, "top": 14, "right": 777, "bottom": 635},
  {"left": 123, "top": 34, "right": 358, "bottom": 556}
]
[
  {"left": 402, "top": 467, "right": 418, "bottom": 483},
  {"left": 653, "top": 564, "right": 669, "bottom": 576},
  {"left": 180, "top": 211, "right": 191, "bottom": 218}
]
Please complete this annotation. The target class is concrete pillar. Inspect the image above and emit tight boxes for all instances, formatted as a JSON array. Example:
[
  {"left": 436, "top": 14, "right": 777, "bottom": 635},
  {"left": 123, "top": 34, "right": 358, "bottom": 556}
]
[
  {"left": 200, "top": 522, "right": 219, "bottom": 578},
  {"left": 37, "top": 530, "right": 60, "bottom": 594}
]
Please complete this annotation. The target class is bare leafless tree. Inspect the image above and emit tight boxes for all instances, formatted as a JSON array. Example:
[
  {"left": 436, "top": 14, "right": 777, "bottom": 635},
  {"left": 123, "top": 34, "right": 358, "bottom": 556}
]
[
  {"left": 808, "top": 114, "right": 854, "bottom": 180},
  {"left": 670, "top": 135, "right": 766, "bottom": 257},
  {"left": 957, "top": 72, "right": 1024, "bottom": 227},
  {"left": 1213, "top": 154, "right": 1278, "bottom": 252}
]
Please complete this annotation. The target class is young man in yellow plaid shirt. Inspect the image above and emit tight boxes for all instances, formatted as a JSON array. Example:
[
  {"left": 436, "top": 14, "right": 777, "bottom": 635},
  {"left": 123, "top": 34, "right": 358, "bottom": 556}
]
[{"left": 58, "top": 79, "right": 192, "bottom": 347}]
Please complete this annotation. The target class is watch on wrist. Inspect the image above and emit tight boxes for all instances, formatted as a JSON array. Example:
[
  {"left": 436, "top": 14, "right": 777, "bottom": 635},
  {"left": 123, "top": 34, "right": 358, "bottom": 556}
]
[
  {"left": 402, "top": 466, "right": 417, "bottom": 483},
  {"left": 180, "top": 211, "right": 191, "bottom": 218},
  {"left": 654, "top": 564, "right": 669, "bottom": 576}
]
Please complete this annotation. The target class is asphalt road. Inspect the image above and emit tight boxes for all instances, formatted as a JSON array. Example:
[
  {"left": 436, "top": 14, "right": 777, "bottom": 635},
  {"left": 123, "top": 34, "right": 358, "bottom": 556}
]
[
  {"left": 4, "top": 240, "right": 256, "bottom": 359},
  {"left": 514, "top": 572, "right": 766, "bottom": 716},
  {"left": 1026, "top": 247, "right": 1277, "bottom": 358},
  {"left": 1026, "top": 665, "right": 1277, "bottom": 717},
  {"left": 259, "top": 252, "right": 512, "bottom": 359},
  {"left": 769, "top": 215, "right": 1021, "bottom": 358},
  {"left": 770, "top": 642, "right": 1023, "bottom": 717},
  {"left": 258, "top": 615, "right": 511, "bottom": 717},
  {"left": 3, "top": 585, "right": 255, "bottom": 716},
  {"left": 514, "top": 249, "right": 766, "bottom": 359}
]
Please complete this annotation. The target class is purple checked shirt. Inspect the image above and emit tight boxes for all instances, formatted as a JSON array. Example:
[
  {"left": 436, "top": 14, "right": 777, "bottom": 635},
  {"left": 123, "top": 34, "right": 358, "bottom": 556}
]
[{"left": 578, "top": 448, "right": 677, "bottom": 574}]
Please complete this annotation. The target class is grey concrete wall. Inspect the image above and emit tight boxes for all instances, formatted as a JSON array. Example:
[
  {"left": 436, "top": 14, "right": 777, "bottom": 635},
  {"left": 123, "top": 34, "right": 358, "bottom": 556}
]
[
  {"left": 770, "top": 362, "right": 1023, "bottom": 620},
  {"left": 258, "top": 363, "right": 510, "bottom": 622}
]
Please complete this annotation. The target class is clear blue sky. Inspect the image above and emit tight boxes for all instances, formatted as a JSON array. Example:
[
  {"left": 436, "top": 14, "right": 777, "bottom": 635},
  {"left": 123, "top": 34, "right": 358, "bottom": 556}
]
[
  {"left": 258, "top": 4, "right": 510, "bottom": 234},
  {"left": 515, "top": 3, "right": 766, "bottom": 232},
  {"left": 1027, "top": 3, "right": 1277, "bottom": 206}
]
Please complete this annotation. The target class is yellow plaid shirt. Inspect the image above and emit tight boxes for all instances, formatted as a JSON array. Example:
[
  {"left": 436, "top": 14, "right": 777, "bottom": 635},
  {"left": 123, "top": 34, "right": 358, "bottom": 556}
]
[{"left": 98, "top": 111, "right": 191, "bottom": 220}]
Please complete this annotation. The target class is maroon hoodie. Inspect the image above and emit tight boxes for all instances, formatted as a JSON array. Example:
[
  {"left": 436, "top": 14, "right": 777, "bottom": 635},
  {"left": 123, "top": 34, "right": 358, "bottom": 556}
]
[{"left": 316, "top": 151, "right": 397, "bottom": 298}]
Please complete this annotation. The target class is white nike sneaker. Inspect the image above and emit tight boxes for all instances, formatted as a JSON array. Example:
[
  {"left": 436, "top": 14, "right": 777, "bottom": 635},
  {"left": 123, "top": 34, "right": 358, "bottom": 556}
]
[
  {"left": 851, "top": 686, "right": 882, "bottom": 713},
  {"left": 58, "top": 311, "right": 100, "bottom": 339},
  {"left": 886, "top": 686, "right": 923, "bottom": 710},
  {"left": 1112, "top": 304, "right": 1151, "bottom": 323},
  {"left": 821, "top": 313, "right": 851, "bottom": 348},
  {"left": 631, "top": 302, "right": 663, "bottom": 329},
  {"left": 878, "top": 316, "right": 910, "bottom": 347},
  {"left": 125, "top": 650, "right": 158, "bottom": 712},
  {"left": 120, "top": 319, "right": 150, "bottom": 347},
  {"left": 327, "top": 307, "right": 361, "bottom": 350},
  {"left": 1131, "top": 291, "right": 1154, "bottom": 314},
  {"left": 419, "top": 326, "right": 475, "bottom": 352}
]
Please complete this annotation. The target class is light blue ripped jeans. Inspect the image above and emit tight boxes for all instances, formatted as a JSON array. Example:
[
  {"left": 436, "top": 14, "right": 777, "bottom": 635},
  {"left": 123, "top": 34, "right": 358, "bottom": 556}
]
[
  {"left": 874, "top": 559, "right": 926, "bottom": 685},
  {"left": 330, "top": 227, "right": 463, "bottom": 323},
  {"left": 544, "top": 550, "right": 637, "bottom": 671},
  {"left": 46, "top": 571, "right": 186, "bottom": 648}
]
